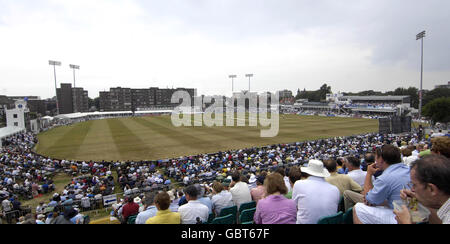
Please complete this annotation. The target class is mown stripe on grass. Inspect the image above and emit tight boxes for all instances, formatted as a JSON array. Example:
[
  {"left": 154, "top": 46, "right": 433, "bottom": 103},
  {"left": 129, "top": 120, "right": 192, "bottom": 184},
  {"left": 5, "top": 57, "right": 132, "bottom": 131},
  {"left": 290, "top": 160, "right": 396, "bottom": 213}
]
[
  {"left": 42, "top": 121, "right": 94, "bottom": 160},
  {"left": 133, "top": 117, "right": 219, "bottom": 152},
  {"left": 74, "top": 119, "right": 122, "bottom": 162},
  {"left": 35, "top": 125, "right": 76, "bottom": 154},
  {"left": 106, "top": 118, "right": 152, "bottom": 160},
  {"left": 151, "top": 115, "right": 272, "bottom": 145}
]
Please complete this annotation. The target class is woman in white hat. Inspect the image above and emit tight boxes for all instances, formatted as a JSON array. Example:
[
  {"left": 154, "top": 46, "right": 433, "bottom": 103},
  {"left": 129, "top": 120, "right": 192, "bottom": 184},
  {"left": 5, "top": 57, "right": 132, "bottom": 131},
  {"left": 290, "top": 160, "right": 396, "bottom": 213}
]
[{"left": 292, "top": 160, "right": 341, "bottom": 224}]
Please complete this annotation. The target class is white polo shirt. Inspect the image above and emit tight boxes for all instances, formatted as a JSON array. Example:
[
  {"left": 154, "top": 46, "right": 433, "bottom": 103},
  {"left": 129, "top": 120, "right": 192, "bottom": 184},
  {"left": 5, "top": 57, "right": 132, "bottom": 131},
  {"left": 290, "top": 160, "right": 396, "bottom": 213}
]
[
  {"left": 292, "top": 176, "right": 340, "bottom": 224},
  {"left": 347, "top": 169, "right": 367, "bottom": 188},
  {"left": 178, "top": 200, "right": 209, "bottom": 224},
  {"left": 230, "top": 182, "right": 252, "bottom": 210}
]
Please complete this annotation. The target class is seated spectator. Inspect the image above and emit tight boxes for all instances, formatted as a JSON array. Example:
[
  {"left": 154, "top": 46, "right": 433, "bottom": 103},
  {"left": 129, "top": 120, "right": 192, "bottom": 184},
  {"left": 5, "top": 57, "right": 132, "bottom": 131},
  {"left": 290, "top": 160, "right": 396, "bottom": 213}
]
[
  {"left": 48, "top": 199, "right": 58, "bottom": 207},
  {"left": 292, "top": 160, "right": 340, "bottom": 224},
  {"left": 248, "top": 174, "right": 257, "bottom": 189},
  {"left": 276, "top": 167, "right": 292, "bottom": 193},
  {"left": 196, "top": 184, "right": 213, "bottom": 214},
  {"left": 2, "top": 197, "right": 12, "bottom": 213},
  {"left": 229, "top": 171, "right": 252, "bottom": 211},
  {"left": 136, "top": 192, "right": 158, "bottom": 224},
  {"left": 430, "top": 136, "right": 450, "bottom": 158},
  {"left": 412, "top": 143, "right": 425, "bottom": 157},
  {"left": 250, "top": 175, "right": 266, "bottom": 203},
  {"left": 45, "top": 211, "right": 58, "bottom": 224},
  {"left": 22, "top": 213, "right": 36, "bottom": 225},
  {"left": 53, "top": 208, "right": 77, "bottom": 224},
  {"left": 167, "top": 190, "right": 180, "bottom": 212},
  {"left": 36, "top": 202, "right": 46, "bottom": 215},
  {"left": 81, "top": 195, "right": 91, "bottom": 211},
  {"left": 337, "top": 158, "right": 348, "bottom": 174},
  {"left": 285, "top": 167, "right": 302, "bottom": 199},
  {"left": 134, "top": 197, "right": 143, "bottom": 212},
  {"left": 16, "top": 216, "right": 25, "bottom": 224},
  {"left": 11, "top": 196, "right": 22, "bottom": 212},
  {"left": 146, "top": 191, "right": 181, "bottom": 224},
  {"left": 210, "top": 181, "right": 234, "bottom": 216},
  {"left": 178, "top": 191, "right": 188, "bottom": 207},
  {"left": 324, "top": 159, "right": 362, "bottom": 196},
  {"left": 254, "top": 173, "right": 297, "bottom": 224},
  {"left": 62, "top": 197, "right": 73, "bottom": 206},
  {"left": 353, "top": 144, "right": 411, "bottom": 224},
  {"left": 178, "top": 185, "right": 209, "bottom": 224},
  {"left": 345, "top": 156, "right": 367, "bottom": 188},
  {"left": 394, "top": 155, "right": 450, "bottom": 224},
  {"left": 70, "top": 208, "right": 84, "bottom": 224},
  {"left": 36, "top": 214, "right": 46, "bottom": 224},
  {"left": 121, "top": 197, "right": 140, "bottom": 224}
]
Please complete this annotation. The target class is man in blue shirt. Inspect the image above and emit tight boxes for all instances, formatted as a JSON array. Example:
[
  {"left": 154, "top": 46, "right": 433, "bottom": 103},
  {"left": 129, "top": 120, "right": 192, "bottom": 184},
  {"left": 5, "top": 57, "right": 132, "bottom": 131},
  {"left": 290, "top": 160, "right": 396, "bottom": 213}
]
[
  {"left": 42, "top": 183, "right": 49, "bottom": 194},
  {"left": 196, "top": 184, "right": 213, "bottom": 214},
  {"left": 135, "top": 192, "right": 158, "bottom": 224},
  {"left": 353, "top": 144, "right": 410, "bottom": 224}
]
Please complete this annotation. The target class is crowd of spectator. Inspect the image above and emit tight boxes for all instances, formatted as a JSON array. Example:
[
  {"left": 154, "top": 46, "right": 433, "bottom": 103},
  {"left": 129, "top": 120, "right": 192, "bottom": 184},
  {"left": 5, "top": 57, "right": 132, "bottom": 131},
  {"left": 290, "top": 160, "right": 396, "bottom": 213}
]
[
  {"left": 105, "top": 131, "right": 449, "bottom": 225},
  {"left": 1, "top": 127, "right": 449, "bottom": 224}
]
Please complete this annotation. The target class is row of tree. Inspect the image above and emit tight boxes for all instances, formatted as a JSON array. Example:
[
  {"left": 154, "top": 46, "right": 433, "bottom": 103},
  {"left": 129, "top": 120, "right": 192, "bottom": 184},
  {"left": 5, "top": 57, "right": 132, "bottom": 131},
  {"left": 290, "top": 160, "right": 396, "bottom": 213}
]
[
  {"left": 423, "top": 97, "right": 450, "bottom": 124},
  {"left": 295, "top": 84, "right": 332, "bottom": 103}
]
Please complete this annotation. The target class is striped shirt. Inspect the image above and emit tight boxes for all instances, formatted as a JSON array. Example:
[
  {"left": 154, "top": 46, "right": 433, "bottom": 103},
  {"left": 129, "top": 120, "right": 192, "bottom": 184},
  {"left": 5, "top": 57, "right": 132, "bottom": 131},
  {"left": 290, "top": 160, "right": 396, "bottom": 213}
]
[{"left": 438, "top": 198, "right": 450, "bottom": 224}]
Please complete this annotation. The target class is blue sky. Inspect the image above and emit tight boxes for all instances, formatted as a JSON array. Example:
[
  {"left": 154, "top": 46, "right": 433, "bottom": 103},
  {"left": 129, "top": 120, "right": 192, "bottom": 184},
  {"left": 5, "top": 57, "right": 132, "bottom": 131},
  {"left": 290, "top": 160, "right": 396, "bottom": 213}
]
[{"left": 0, "top": 0, "right": 449, "bottom": 98}]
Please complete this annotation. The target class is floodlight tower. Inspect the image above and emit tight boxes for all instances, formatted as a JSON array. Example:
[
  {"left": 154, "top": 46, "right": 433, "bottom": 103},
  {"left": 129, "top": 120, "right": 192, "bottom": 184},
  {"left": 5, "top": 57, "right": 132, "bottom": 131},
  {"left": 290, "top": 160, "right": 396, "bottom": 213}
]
[
  {"left": 69, "top": 64, "right": 80, "bottom": 112},
  {"left": 416, "top": 30, "right": 425, "bottom": 119},
  {"left": 246, "top": 74, "right": 254, "bottom": 92},
  {"left": 69, "top": 64, "right": 80, "bottom": 88},
  {"left": 49, "top": 60, "right": 62, "bottom": 115},
  {"left": 229, "top": 75, "right": 237, "bottom": 93}
]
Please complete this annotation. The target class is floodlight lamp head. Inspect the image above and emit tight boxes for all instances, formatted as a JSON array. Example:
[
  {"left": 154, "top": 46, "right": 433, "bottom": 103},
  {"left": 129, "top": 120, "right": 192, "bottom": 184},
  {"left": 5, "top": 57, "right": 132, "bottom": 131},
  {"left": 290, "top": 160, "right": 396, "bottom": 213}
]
[
  {"left": 416, "top": 31, "right": 426, "bottom": 40},
  {"left": 49, "top": 60, "right": 61, "bottom": 66}
]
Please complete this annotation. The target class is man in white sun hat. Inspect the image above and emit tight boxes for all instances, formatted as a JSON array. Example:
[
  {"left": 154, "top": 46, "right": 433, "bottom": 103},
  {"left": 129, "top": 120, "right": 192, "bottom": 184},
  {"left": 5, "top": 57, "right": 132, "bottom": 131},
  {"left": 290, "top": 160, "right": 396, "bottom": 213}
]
[{"left": 292, "top": 159, "right": 340, "bottom": 224}]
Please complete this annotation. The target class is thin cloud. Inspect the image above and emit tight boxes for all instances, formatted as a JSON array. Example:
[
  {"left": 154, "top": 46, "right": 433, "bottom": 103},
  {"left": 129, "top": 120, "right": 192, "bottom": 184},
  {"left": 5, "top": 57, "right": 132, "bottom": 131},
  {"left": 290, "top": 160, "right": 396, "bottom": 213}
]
[{"left": 0, "top": 0, "right": 448, "bottom": 99}]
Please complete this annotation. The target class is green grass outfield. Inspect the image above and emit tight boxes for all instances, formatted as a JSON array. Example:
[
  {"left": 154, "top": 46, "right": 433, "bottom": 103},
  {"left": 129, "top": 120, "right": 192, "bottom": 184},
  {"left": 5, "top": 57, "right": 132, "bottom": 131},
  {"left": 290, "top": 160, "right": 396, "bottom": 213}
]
[{"left": 34, "top": 114, "right": 378, "bottom": 162}]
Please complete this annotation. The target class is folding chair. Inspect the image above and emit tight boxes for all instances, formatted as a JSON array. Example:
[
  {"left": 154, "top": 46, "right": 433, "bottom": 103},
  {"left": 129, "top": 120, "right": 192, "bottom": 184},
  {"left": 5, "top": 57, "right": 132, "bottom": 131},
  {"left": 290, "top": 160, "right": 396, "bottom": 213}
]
[
  {"left": 127, "top": 215, "right": 138, "bottom": 224},
  {"left": 338, "top": 196, "right": 345, "bottom": 212},
  {"left": 207, "top": 212, "right": 215, "bottom": 224},
  {"left": 219, "top": 205, "right": 237, "bottom": 224},
  {"left": 239, "top": 201, "right": 256, "bottom": 213},
  {"left": 241, "top": 221, "right": 254, "bottom": 224},
  {"left": 239, "top": 207, "right": 256, "bottom": 224},
  {"left": 317, "top": 211, "right": 343, "bottom": 224},
  {"left": 211, "top": 214, "right": 234, "bottom": 224},
  {"left": 342, "top": 208, "right": 353, "bottom": 224},
  {"left": 83, "top": 215, "right": 90, "bottom": 224}
]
